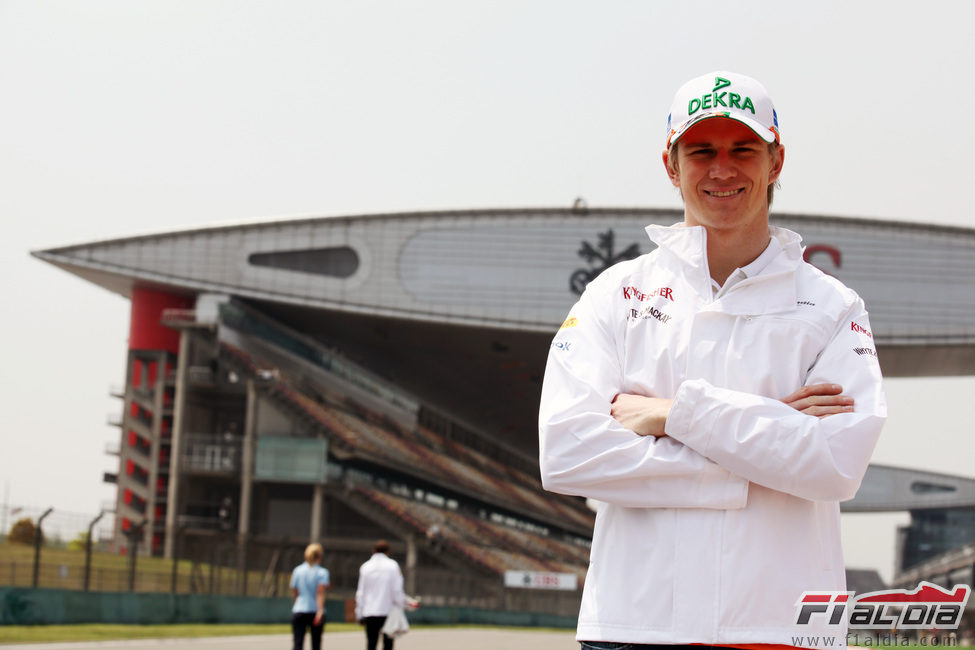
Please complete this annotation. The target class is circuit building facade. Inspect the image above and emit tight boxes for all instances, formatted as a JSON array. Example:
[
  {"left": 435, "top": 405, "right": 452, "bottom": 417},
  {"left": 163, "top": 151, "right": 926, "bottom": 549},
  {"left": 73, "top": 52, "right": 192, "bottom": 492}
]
[{"left": 33, "top": 207, "right": 975, "bottom": 606}]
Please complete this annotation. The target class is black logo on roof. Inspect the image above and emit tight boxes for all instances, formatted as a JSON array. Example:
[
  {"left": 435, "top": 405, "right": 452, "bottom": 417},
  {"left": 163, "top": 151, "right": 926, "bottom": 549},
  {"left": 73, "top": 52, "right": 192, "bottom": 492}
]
[{"left": 570, "top": 230, "right": 641, "bottom": 295}]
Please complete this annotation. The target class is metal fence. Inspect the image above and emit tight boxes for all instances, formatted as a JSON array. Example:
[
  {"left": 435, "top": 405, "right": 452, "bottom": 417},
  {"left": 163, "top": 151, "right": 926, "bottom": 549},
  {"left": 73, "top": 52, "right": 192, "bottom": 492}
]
[
  {"left": 0, "top": 503, "right": 581, "bottom": 617},
  {"left": 0, "top": 504, "right": 115, "bottom": 544},
  {"left": 0, "top": 558, "right": 581, "bottom": 619},
  {"left": 0, "top": 559, "right": 293, "bottom": 597}
]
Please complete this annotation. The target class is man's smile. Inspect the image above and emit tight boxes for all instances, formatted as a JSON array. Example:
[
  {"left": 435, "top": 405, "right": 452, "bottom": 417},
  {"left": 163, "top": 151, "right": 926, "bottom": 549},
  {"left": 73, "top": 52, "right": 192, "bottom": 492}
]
[{"left": 704, "top": 188, "right": 745, "bottom": 198}]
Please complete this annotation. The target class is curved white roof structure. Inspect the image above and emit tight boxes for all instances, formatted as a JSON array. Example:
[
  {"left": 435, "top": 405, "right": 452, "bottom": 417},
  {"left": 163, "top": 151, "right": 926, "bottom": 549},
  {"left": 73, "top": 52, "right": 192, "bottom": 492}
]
[
  {"left": 34, "top": 207, "right": 975, "bottom": 363},
  {"left": 33, "top": 207, "right": 975, "bottom": 452},
  {"left": 842, "top": 464, "right": 975, "bottom": 513}
]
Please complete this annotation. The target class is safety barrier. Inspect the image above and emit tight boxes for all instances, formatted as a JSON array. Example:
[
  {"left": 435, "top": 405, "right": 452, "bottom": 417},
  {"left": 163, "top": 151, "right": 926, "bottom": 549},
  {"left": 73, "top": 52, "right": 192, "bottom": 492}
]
[
  {"left": 0, "top": 587, "right": 576, "bottom": 628},
  {"left": 0, "top": 587, "right": 315, "bottom": 625}
]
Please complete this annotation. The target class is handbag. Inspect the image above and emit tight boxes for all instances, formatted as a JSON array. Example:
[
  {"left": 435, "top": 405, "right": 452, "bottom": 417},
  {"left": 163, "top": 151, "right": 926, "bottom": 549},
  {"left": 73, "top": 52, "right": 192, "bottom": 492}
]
[{"left": 381, "top": 606, "right": 410, "bottom": 638}]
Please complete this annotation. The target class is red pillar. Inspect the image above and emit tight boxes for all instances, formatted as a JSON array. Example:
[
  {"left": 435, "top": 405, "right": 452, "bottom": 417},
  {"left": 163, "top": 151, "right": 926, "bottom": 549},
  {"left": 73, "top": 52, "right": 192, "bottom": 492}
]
[{"left": 129, "top": 288, "right": 193, "bottom": 353}]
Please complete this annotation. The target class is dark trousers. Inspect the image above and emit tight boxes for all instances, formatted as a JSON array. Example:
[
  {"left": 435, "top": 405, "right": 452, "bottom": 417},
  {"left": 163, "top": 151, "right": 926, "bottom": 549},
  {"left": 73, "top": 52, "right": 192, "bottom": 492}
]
[
  {"left": 292, "top": 611, "right": 324, "bottom": 650},
  {"left": 364, "top": 616, "right": 393, "bottom": 650}
]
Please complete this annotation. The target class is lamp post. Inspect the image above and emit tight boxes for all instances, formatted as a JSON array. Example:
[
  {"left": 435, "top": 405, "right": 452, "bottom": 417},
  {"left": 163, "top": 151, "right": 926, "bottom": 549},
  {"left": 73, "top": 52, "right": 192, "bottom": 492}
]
[
  {"left": 125, "top": 519, "right": 146, "bottom": 592},
  {"left": 31, "top": 508, "right": 54, "bottom": 588},
  {"left": 83, "top": 510, "right": 106, "bottom": 591}
]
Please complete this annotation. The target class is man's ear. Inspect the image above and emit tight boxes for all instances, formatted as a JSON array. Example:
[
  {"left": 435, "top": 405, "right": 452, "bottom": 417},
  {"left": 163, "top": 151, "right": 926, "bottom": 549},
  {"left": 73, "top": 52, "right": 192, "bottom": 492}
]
[
  {"left": 769, "top": 144, "right": 785, "bottom": 183},
  {"left": 662, "top": 150, "right": 680, "bottom": 187}
]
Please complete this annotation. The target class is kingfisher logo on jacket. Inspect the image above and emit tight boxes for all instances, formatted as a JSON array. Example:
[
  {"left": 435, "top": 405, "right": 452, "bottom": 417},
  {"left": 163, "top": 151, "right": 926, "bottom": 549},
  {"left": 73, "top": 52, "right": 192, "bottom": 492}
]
[
  {"left": 622, "top": 286, "right": 674, "bottom": 302},
  {"left": 851, "top": 322, "right": 872, "bottom": 338}
]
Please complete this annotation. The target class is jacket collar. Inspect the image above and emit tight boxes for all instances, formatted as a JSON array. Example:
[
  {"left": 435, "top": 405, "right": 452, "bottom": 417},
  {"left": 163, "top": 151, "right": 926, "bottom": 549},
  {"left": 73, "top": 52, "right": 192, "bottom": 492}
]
[{"left": 644, "top": 222, "right": 804, "bottom": 315}]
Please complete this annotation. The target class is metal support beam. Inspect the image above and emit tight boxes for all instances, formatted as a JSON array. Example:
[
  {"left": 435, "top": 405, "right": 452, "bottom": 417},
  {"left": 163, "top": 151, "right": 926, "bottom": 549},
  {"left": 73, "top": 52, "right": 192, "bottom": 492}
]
[
  {"left": 164, "top": 331, "right": 191, "bottom": 558},
  {"left": 405, "top": 533, "right": 417, "bottom": 596},
  {"left": 236, "top": 379, "right": 259, "bottom": 593},
  {"left": 310, "top": 483, "right": 324, "bottom": 542},
  {"left": 146, "top": 350, "right": 168, "bottom": 554},
  {"left": 238, "top": 380, "right": 257, "bottom": 538}
]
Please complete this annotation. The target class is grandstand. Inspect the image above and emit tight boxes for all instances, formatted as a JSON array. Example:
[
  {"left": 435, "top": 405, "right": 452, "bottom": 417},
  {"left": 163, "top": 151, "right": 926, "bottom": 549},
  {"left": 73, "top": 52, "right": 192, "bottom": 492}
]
[
  {"left": 32, "top": 207, "right": 975, "bottom": 613},
  {"left": 111, "top": 295, "right": 590, "bottom": 612}
]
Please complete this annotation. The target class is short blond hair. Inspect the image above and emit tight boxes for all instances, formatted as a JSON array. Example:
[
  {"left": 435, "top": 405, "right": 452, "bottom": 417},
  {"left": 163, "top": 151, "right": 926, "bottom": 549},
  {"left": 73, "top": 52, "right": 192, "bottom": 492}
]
[{"left": 305, "top": 543, "right": 323, "bottom": 563}]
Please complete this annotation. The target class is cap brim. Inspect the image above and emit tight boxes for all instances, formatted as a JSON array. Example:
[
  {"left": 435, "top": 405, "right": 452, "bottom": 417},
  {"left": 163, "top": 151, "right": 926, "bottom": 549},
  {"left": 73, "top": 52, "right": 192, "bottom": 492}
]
[{"left": 668, "top": 113, "right": 777, "bottom": 148}]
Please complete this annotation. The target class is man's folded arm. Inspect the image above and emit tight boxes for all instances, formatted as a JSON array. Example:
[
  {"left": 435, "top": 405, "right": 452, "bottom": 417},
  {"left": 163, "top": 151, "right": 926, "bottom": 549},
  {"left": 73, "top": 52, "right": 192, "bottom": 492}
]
[
  {"left": 665, "top": 301, "right": 886, "bottom": 502},
  {"left": 539, "top": 286, "right": 749, "bottom": 510}
]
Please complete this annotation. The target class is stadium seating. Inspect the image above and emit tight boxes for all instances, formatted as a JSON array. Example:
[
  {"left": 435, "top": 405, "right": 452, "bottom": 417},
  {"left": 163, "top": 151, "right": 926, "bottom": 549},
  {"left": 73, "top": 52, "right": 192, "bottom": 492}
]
[
  {"left": 352, "top": 487, "right": 587, "bottom": 580},
  {"left": 219, "top": 340, "right": 593, "bottom": 532},
  {"left": 218, "top": 333, "right": 593, "bottom": 582}
]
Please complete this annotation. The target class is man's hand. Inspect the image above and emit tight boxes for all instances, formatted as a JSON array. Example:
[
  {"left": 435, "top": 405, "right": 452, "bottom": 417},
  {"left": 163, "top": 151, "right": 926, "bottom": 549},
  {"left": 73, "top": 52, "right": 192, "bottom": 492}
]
[
  {"left": 314, "top": 611, "right": 323, "bottom": 625},
  {"left": 781, "top": 383, "right": 854, "bottom": 418},
  {"left": 610, "top": 394, "right": 674, "bottom": 437}
]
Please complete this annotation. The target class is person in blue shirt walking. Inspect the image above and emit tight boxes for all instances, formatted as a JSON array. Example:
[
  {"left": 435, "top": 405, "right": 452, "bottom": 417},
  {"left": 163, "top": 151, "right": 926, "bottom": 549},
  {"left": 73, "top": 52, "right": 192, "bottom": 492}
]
[{"left": 290, "top": 543, "right": 331, "bottom": 650}]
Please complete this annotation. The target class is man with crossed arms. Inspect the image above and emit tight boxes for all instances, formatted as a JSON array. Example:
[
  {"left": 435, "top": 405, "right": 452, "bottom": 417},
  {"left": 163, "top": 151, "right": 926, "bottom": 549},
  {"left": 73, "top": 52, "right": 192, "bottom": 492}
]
[{"left": 539, "top": 71, "right": 886, "bottom": 650}]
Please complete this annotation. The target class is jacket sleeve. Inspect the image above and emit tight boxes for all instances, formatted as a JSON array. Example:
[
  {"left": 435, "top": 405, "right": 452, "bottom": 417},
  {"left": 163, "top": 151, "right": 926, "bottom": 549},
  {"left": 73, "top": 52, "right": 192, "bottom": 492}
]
[
  {"left": 354, "top": 569, "right": 363, "bottom": 620},
  {"left": 393, "top": 566, "right": 406, "bottom": 608},
  {"left": 665, "top": 298, "right": 886, "bottom": 502},
  {"left": 538, "top": 280, "right": 749, "bottom": 509}
]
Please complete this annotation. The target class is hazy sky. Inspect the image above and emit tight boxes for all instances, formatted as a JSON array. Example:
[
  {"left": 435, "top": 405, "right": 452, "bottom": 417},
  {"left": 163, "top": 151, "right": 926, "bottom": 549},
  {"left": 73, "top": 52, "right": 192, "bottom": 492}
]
[{"left": 1, "top": 1, "right": 973, "bottom": 582}]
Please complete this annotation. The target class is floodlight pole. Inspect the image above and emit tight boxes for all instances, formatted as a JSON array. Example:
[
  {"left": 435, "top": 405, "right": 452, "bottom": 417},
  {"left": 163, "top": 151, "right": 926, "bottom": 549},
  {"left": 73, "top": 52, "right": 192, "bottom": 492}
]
[
  {"left": 126, "top": 520, "right": 146, "bottom": 592},
  {"left": 31, "top": 508, "right": 54, "bottom": 588},
  {"left": 83, "top": 510, "right": 106, "bottom": 591}
]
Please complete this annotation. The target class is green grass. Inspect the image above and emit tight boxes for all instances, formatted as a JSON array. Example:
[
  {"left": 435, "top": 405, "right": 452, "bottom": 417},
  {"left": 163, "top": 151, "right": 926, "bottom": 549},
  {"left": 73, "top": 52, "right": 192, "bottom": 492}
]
[{"left": 0, "top": 622, "right": 361, "bottom": 643}]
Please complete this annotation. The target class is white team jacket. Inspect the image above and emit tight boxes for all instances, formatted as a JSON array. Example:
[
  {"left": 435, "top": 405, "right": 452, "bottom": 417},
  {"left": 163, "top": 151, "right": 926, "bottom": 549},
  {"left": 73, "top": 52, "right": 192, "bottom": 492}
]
[{"left": 539, "top": 223, "right": 886, "bottom": 647}]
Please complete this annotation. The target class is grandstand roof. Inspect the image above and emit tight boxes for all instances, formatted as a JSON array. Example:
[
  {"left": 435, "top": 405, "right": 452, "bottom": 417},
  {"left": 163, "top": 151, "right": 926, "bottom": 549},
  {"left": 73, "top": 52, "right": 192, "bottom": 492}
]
[
  {"left": 842, "top": 463, "right": 975, "bottom": 513},
  {"left": 33, "top": 207, "right": 975, "bottom": 454},
  {"left": 32, "top": 207, "right": 975, "bottom": 341}
]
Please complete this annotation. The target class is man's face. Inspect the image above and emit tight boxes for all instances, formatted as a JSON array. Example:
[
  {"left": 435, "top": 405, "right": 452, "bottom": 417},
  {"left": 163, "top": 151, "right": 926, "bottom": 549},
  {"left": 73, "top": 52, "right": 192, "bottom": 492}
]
[{"left": 663, "top": 118, "right": 784, "bottom": 237}]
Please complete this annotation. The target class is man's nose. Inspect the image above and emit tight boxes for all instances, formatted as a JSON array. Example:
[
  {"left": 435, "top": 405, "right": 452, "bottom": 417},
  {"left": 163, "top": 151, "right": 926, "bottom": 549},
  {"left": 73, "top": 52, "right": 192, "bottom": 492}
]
[{"left": 709, "top": 151, "right": 736, "bottom": 179}]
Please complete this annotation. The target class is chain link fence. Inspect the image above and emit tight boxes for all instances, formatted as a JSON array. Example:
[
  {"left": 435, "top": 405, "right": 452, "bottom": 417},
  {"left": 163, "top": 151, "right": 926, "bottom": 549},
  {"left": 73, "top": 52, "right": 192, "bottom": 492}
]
[
  {"left": 0, "top": 505, "right": 582, "bottom": 618},
  {"left": 0, "top": 559, "right": 291, "bottom": 595},
  {"left": 1, "top": 503, "right": 115, "bottom": 545}
]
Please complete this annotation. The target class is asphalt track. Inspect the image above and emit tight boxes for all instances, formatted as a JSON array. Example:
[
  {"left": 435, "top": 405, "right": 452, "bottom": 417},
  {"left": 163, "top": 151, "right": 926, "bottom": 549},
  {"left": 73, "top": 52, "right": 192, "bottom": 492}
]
[{"left": 0, "top": 627, "right": 578, "bottom": 649}]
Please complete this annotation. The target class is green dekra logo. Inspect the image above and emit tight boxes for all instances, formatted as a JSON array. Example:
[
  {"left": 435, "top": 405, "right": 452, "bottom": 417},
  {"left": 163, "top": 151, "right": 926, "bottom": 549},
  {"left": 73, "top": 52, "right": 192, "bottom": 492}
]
[{"left": 688, "top": 76, "right": 755, "bottom": 116}]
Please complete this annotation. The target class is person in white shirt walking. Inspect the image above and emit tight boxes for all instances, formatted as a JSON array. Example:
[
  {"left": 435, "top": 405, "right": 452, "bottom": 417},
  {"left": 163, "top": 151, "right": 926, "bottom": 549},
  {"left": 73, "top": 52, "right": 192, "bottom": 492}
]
[
  {"left": 355, "top": 540, "right": 415, "bottom": 650},
  {"left": 290, "top": 543, "right": 331, "bottom": 650}
]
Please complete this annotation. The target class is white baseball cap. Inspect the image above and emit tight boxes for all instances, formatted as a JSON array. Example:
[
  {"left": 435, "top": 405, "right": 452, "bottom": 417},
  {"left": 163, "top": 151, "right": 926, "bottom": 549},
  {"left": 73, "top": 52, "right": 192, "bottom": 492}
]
[{"left": 666, "top": 71, "right": 780, "bottom": 148}]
